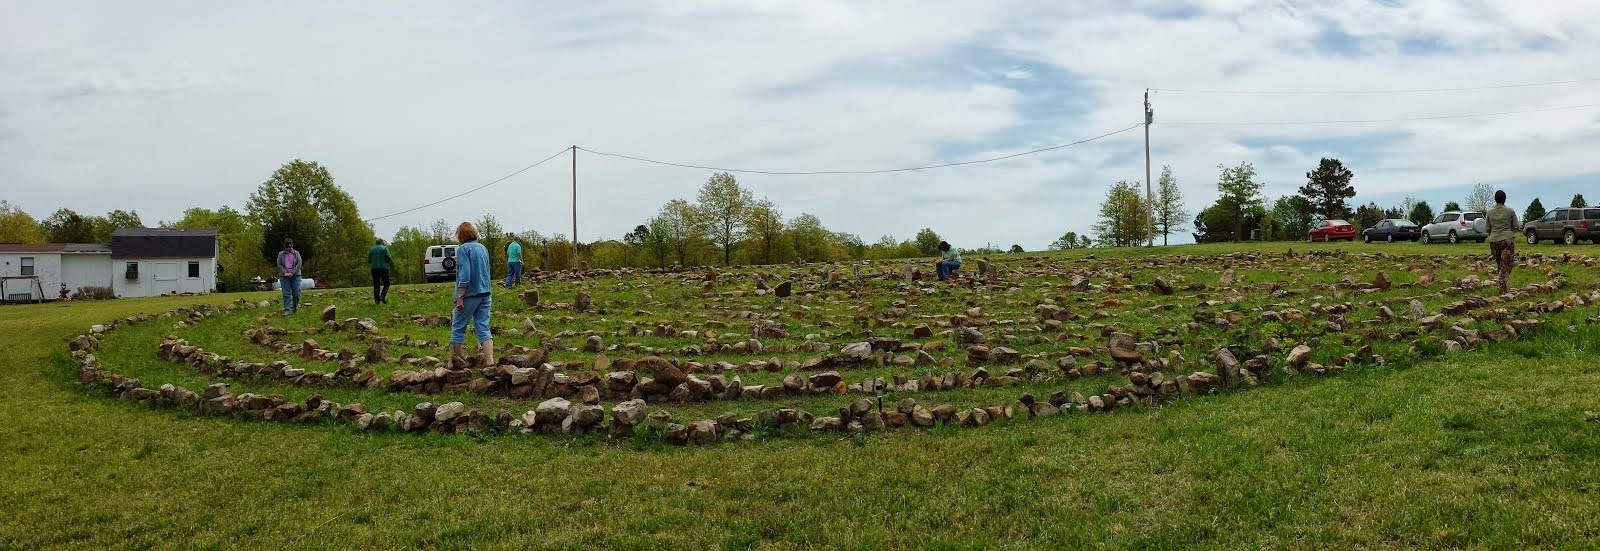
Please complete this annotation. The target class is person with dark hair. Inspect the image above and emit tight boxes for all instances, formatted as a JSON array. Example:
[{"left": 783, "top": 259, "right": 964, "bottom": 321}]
[
  {"left": 935, "top": 241, "right": 962, "bottom": 281},
  {"left": 450, "top": 222, "right": 493, "bottom": 365},
  {"left": 368, "top": 238, "right": 393, "bottom": 305},
  {"left": 276, "top": 238, "right": 303, "bottom": 315},
  {"left": 1486, "top": 189, "right": 1518, "bottom": 294}
]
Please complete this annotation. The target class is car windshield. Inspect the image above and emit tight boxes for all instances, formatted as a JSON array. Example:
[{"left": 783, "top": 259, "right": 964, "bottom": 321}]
[
  {"left": 1325, "top": 220, "right": 1349, "bottom": 226},
  {"left": 1394, "top": 220, "right": 1416, "bottom": 227}
]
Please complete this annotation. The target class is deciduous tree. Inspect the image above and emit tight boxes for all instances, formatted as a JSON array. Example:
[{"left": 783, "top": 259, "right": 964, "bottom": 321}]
[
  {"left": 696, "top": 172, "right": 752, "bottom": 266},
  {"left": 0, "top": 201, "right": 45, "bottom": 243},
  {"left": 1153, "top": 166, "right": 1187, "bottom": 246},
  {"left": 245, "top": 159, "right": 374, "bottom": 287}
]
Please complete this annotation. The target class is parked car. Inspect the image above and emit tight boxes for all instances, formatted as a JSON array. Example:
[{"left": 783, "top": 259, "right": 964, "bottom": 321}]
[
  {"left": 1523, "top": 207, "right": 1600, "bottom": 245},
  {"left": 1308, "top": 219, "right": 1356, "bottom": 242},
  {"left": 423, "top": 245, "right": 459, "bottom": 282},
  {"left": 1362, "top": 219, "right": 1421, "bottom": 243},
  {"left": 1421, "top": 211, "right": 1487, "bottom": 244}
]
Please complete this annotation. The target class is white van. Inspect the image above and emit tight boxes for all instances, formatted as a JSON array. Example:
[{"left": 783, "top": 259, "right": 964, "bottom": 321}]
[{"left": 424, "top": 245, "right": 459, "bottom": 282}]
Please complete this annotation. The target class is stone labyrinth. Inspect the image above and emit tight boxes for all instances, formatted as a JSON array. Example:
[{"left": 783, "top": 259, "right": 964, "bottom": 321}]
[{"left": 71, "top": 249, "right": 1600, "bottom": 446}]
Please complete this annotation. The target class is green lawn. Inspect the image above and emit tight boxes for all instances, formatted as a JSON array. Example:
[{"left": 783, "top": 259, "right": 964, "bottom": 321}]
[{"left": 3, "top": 241, "right": 1599, "bottom": 549}]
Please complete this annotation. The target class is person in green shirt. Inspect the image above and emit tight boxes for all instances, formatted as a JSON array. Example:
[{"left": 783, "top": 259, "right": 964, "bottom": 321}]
[
  {"left": 368, "top": 238, "right": 393, "bottom": 304},
  {"left": 503, "top": 239, "right": 523, "bottom": 287},
  {"left": 1485, "top": 190, "right": 1518, "bottom": 294},
  {"left": 936, "top": 241, "right": 962, "bottom": 281}
]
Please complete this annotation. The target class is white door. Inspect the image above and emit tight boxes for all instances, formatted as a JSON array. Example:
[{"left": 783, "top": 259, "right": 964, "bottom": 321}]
[{"left": 154, "top": 262, "right": 180, "bottom": 295}]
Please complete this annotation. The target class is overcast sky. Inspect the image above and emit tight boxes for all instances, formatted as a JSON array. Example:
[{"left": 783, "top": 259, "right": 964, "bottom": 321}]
[{"left": 3, "top": 1, "right": 1598, "bottom": 249}]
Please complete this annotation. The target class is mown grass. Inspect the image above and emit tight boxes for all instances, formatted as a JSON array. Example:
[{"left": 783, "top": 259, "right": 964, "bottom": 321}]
[{"left": 3, "top": 241, "right": 1599, "bottom": 549}]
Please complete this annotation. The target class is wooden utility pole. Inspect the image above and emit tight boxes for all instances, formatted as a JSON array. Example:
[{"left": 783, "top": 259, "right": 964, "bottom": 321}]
[
  {"left": 571, "top": 145, "right": 578, "bottom": 254},
  {"left": 1144, "top": 90, "right": 1154, "bottom": 247}
]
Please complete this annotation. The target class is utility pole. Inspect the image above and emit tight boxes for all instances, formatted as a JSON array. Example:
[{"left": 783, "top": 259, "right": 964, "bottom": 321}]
[
  {"left": 1144, "top": 90, "right": 1154, "bottom": 247},
  {"left": 571, "top": 145, "right": 578, "bottom": 259}
]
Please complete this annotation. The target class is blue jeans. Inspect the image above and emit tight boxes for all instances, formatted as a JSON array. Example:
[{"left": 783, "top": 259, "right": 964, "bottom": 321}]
[
  {"left": 279, "top": 276, "right": 301, "bottom": 313},
  {"left": 937, "top": 261, "right": 960, "bottom": 281},
  {"left": 504, "top": 262, "right": 523, "bottom": 287},
  {"left": 451, "top": 293, "right": 492, "bottom": 345}
]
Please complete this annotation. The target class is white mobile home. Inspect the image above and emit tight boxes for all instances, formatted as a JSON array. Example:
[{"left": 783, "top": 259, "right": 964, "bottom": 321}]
[{"left": 0, "top": 243, "right": 113, "bottom": 301}]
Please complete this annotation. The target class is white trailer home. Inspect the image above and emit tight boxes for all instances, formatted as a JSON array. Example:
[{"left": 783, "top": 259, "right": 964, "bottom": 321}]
[{"left": 0, "top": 243, "right": 113, "bottom": 301}]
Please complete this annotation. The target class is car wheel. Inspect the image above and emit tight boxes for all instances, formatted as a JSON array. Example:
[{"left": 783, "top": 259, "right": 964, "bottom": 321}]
[
  {"left": 1363, "top": 234, "right": 1371, "bottom": 243},
  {"left": 1526, "top": 230, "right": 1538, "bottom": 245},
  {"left": 1386, "top": 234, "right": 1394, "bottom": 243},
  {"left": 1448, "top": 230, "right": 1459, "bottom": 244},
  {"left": 1324, "top": 234, "right": 1331, "bottom": 243},
  {"left": 1564, "top": 230, "right": 1577, "bottom": 245}
]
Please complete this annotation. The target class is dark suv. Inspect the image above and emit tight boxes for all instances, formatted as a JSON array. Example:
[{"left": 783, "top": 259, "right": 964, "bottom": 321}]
[{"left": 1523, "top": 207, "right": 1600, "bottom": 245}]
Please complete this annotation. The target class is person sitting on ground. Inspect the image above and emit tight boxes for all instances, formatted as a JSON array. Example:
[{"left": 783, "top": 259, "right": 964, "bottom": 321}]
[
  {"left": 503, "top": 238, "right": 523, "bottom": 288},
  {"left": 1485, "top": 189, "right": 1518, "bottom": 294},
  {"left": 277, "top": 238, "right": 303, "bottom": 315},
  {"left": 935, "top": 241, "right": 962, "bottom": 281},
  {"left": 368, "top": 238, "right": 392, "bottom": 305},
  {"left": 451, "top": 222, "right": 494, "bottom": 366}
]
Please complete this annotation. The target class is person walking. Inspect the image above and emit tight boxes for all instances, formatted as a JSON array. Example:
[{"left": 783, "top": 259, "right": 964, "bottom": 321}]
[
  {"left": 368, "top": 238, "right": 393, "bottom": 304},
  {"left": 451, "top": 222, "right": 494, "bottom": 366},
  {"left": 503, "top": 238, "right": 523, "bottom": 287},
  {"left": 276, "top": 238, "right": 303, "bottom": 315},
  {"left": 935, "top": 241, "right": 962, "bottom": 281},
  {"left": 1486, "top": 189, "right": 1519, "bottom": 294}
]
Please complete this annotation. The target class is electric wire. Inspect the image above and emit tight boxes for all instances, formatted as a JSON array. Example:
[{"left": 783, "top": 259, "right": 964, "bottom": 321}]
[
  {"left": 364, "top": 147, "right": 571, "bottom": 222},
  {"left": 574, "top": 124, "right": 1142, "bottom": 175},
  {"left": 1150, "top": 76, "right": 1600, "bottom": 94},
  {"left": 1160, "top": 102, "right": 1600, "bottom": 126}
]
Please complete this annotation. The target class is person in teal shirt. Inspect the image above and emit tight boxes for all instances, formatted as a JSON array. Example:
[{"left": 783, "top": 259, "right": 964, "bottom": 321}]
[
  {"left": 936, "top": 241, "right": 961, "bottom": 281},
  {"left": 503, "top": 239, "right": 523, "bottom": 287},
  {"left": 368, "top": 238, "right": 393, "bottom": 304}
]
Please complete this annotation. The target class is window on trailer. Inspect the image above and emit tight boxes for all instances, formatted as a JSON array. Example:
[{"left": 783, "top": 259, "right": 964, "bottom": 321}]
[
  {"left": 20, "top": 257, "right": 33, "bottom": 276},
  {"left": 188, "top": 261, "right": 200, "bottom": 278}
]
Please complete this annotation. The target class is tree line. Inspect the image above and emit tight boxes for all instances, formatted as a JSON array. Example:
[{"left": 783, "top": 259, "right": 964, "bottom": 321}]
[
  {"left": 1078, "top": 156, "right": 1593, "bottom": 245},
  {"left": 0, "top": 163, "right": 1002, "bottom": 292}
]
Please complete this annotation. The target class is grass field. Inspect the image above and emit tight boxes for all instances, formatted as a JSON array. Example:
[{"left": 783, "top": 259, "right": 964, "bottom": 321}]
[{"left": 4, "top": 241, "right": 1599, "bottom": 549}]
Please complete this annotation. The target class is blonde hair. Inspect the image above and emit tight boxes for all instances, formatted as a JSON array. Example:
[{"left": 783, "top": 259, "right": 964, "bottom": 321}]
[{"left": 456, "top": 222, "right": 479, "bottom": 243}]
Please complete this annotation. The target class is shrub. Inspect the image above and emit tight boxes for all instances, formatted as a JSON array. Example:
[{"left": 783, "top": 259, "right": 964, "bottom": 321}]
[{"left": 75, "top": 286, "right": 114, "bottom": 300}]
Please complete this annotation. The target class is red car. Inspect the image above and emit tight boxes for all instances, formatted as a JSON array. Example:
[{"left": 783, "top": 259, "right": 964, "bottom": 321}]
[{"left": 1308, "top": 219, "right": 1357, "bottom": 242}]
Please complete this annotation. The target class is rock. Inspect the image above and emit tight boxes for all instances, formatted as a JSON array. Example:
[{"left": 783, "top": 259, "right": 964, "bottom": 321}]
[
  {"left": 850, "top": 398, "right": 873, "bottom": 418},
  {"left": 809, "top": 416, "right": 842, "bottom": 432},
  {"left": 611, "top": 399, "right": 647, "bottom": 426},
  {"left": 911, "top": 405, "right": 935, "bottom": 427},
  {"left": 774, "top": 281, "right": 792, "bottom": 298},
  {"left": 1153, "top": 277, "right": 1174, "bottom": 295},
  {"left": 69, "top": 335, "right": 94, "bottom": 352},
  {"left": 1108, "top": 332, "right": 1142, "bottom": 363},
  {"left": 567, "top": 404, "right": 604, "bottom": 428},
  {"left": 434, "top": 401, "right": 465, "bottom": 423},
  {"left": 782, "top": 373, "right": 803, "bottom": 392},
  {"left": 1287, "top": 344, "right": 1312, "bottom": 368},
  {"left": 956, "top": 327, "right": 985, "bottom": 346},
  {"left": 860, "top": 412, "right": 884, "bottom": 431},
  {"left": 321, "top": 305, "right": 337, "bottom": 322},
  {"left": 521, "top": 289, "right": 541, "bottom": 307},
  {"left": 535, "top": 397, "right": 571, "bottom": 425},
  {"left": 688, "top": 420, "right": 717, "bottom": 444},
  {"left": 579, "top": 385, "right": 601, "bottom": 405},
  {"left": 202, "top": 383, "right": 230, "bottom": 400},
  {"left": 1029, "top": 402, "right": 1059, "bottom": 418},
  {"left": 1373, "top": 272, "right": 1391, "bottom": 291},
  {"left": 809, "top": 371, "right": 842, "bottom": 388},
  {"left": 522, "top": 317, "right": 537, "bottom": 335},
  {"left": 574, "top": 292, "right": 592, "bottom": 312},
  {"left": 840, "top": 342, "right": 872, "bottom": 361},
  {"left": 583, "top": 335, "right": 603, "bottom": 353},
  {"left": 1408, "top": 299, "right": 1426, "bottom": 319},
  {"left": 912, "top": 325, "right": 933, "bottom": 338}
]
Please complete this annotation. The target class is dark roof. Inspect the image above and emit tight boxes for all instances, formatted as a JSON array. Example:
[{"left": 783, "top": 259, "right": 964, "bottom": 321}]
[
  {"left": 113, "top": 228, "right": 218, "bottom": 238},
  {"left": 111, "top": 228, "right": 218, "bottom": 259},
  {"left": 0, "top": 243, "right": 66, "bottom": 253}
]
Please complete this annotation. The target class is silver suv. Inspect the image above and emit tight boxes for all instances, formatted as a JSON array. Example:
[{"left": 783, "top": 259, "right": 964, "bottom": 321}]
[{"left": 1421, "top": 211, "right": 1487, "bottom": 244}]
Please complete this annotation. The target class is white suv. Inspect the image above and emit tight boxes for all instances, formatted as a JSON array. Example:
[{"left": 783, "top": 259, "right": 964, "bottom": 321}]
[
  {"left": 423, "top": 245, "right": 458, "bottom": 282},
  {"left": 1421, "top": 211, "right": 1487, "bottom": 244}
]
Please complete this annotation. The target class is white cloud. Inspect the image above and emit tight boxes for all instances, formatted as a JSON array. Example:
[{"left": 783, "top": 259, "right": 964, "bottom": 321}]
[{"left": 1, "top": 0, "right": 1597, "bottom": 250}]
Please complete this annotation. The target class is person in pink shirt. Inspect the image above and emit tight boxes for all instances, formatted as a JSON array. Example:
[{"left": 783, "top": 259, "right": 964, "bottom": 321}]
[{"left": 276, "top": 238, "right": 303, "bottom": 315}]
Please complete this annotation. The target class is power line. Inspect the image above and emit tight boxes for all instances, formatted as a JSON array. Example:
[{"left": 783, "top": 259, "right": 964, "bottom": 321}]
[
  {"left": 575, "top": 124, "right": 1142, "bottom": 175},
  {"left": 1160, "top": 102, "right": 1600, "bottom": 126},
  {"left": 364, "top": 147, "right": 570, "bottom": 222},
  {"left": 1151, "top": 76, "right": 1600, "bottom": 95}
]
